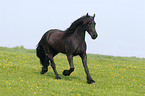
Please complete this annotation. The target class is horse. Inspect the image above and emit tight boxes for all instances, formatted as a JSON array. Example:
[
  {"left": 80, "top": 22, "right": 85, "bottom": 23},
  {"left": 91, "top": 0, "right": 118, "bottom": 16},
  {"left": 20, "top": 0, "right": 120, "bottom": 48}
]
[{"left": 36, "top": 13, "right": 98, "bottom": 84}]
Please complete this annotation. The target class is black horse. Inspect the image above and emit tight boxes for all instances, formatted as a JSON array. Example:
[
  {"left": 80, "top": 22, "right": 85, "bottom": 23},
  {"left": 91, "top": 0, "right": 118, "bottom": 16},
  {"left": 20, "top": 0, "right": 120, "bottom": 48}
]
[{"left": 36, "top": 13, "right": 98, "bottom": 84}]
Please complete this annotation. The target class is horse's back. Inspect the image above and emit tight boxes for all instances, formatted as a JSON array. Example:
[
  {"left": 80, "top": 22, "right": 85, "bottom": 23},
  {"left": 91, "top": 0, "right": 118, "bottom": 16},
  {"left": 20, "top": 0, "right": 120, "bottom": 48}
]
[
  {"left": 49, "top": 29, "right": 63, "bottom": 33},
  {"left": 47, "top": 29, "right": 64, "bottom": 40}
]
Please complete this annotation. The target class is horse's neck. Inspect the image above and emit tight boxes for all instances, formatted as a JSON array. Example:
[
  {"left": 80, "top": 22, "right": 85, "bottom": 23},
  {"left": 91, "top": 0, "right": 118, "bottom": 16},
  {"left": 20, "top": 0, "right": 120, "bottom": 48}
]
[{"left": 74, "top": 25, "right": 86, "bottom": 41}]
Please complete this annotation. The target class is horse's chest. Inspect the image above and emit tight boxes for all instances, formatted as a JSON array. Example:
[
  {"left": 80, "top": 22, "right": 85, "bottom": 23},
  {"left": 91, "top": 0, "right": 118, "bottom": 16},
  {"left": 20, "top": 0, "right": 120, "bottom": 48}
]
[{"left": 73, "top": 43, "right": 86, "bottom": 55}]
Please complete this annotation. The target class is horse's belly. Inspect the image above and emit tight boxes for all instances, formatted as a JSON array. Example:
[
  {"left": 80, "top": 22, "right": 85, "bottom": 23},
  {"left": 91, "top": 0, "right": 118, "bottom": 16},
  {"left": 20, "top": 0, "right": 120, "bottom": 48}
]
[{"left": 50, "top": 42, "right": 66, "bottom": 53}]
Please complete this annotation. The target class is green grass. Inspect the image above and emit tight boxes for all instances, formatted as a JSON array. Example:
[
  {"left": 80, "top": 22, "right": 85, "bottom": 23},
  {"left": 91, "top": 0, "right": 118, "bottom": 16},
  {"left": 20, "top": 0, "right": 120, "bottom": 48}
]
[{"left": 0, "top": 46, "right": 145, "bottom": 96}]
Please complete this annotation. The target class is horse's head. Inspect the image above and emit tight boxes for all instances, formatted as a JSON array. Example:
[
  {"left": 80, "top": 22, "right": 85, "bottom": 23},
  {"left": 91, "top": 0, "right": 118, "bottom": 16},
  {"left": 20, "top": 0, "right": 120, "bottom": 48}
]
[{"left": 83, "top": 13, "right": 98, "bottom": 39}]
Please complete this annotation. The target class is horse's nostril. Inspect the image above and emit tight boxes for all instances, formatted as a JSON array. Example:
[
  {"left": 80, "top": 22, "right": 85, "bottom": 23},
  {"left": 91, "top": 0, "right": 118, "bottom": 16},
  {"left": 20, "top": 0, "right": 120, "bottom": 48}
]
[
  {"left": 92, "top": 34, "right": 98, "bottom": 39},
  {"left": 96, "top": 35, "right": 98, "bottom": 38}
]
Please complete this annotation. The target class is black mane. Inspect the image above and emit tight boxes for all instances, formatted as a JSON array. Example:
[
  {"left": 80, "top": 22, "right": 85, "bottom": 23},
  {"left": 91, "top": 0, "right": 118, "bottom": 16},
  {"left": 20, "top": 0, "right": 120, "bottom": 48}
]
[{"left": 64, "top": 15, "right": 88, "bottom": 35}]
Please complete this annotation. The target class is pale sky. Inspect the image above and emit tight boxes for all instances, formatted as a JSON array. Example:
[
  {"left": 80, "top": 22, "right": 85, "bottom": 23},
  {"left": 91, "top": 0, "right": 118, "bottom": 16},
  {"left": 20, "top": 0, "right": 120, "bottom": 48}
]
[{"left": 0, "top": 0, "right": 145, "bottom": 58}]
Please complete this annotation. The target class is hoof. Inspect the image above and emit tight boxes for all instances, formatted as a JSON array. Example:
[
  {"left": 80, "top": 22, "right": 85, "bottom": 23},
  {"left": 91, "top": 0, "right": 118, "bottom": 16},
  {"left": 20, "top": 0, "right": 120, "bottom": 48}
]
[
  {"left": 40, "top": 67, "right": 48, "bottom": 74},
  {"left": 87, "top": 81, "right": 96, "bottom": 84},
  {"left": 40, "top": 70, "right": 47, "bottom": 74},
  {"left": 62, "top": 70, "right": 70, "bottom": 76},
  {"left": 87, "top": 80, "right": 95, "bottom": 84},
  {"left": 55, "top": 76, "right": 61, "bottom": 79}
]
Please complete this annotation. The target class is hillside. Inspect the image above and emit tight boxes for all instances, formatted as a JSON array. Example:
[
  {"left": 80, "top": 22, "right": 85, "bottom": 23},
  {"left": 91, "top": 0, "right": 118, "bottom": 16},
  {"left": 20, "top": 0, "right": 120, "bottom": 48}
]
[{"left": 0, "top": 46, "right": 144, "bottom": 96}]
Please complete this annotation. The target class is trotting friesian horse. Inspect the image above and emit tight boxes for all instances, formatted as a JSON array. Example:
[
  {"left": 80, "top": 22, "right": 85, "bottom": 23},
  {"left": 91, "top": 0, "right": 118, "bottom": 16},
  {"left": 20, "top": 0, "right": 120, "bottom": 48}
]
[{"left": 36, "top": 13, "right": 98, "bottom": 84}]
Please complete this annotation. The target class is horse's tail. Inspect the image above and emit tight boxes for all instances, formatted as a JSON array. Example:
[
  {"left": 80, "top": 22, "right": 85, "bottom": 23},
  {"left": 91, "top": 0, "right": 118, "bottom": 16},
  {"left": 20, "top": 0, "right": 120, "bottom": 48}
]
[{"left": 36, "top": 39, "right": 49, "bottom": 67}]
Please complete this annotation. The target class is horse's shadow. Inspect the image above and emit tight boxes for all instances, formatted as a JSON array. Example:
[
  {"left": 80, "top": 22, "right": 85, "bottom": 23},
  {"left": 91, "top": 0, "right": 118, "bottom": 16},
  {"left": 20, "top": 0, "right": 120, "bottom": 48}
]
[{"left": 34, "top": 71, "right": 82, "bottom": 82}]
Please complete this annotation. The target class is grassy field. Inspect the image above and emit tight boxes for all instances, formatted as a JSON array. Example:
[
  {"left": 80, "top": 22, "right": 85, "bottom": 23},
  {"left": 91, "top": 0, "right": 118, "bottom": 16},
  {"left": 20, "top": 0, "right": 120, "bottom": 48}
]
[{"left": 0, "top": 46, "right": 144, "bottom": 96}]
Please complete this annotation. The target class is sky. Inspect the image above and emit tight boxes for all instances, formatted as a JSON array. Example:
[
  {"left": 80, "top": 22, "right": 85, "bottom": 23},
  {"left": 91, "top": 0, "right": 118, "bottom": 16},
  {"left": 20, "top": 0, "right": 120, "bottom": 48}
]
[{"left": 0, "top": 0, "right": 145, "bottom": 58}]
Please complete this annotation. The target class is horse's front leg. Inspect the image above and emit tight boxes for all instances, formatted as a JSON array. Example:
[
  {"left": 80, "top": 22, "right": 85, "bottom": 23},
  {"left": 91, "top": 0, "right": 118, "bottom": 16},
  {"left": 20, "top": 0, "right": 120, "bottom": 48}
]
[
  {"left": 63, "top": 54, "right": 75, "bottom": 76},
  {"left": 80, "top": 53, "right": 95, "bottom": 84}
]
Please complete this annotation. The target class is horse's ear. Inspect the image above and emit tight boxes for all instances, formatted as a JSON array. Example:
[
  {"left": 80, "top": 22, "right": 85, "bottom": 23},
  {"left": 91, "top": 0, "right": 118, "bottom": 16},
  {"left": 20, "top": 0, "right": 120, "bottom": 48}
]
[
  {"left": 86, "top": 13, "right": 89, "bottom": 17},
  {"left": 93, "top": 14, "right": 95, "bottom": 19}
]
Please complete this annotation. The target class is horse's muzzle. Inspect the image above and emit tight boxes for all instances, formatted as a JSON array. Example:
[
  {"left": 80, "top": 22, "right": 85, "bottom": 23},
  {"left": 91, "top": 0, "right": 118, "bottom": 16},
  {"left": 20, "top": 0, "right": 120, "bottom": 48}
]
[{"left": 92, "top": 34, "right": 98, "bottom": 39}]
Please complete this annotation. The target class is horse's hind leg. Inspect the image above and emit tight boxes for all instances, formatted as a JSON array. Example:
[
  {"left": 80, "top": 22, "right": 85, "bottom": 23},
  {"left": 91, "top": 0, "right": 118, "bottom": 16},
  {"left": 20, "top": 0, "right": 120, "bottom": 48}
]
[
  {"left": 63, "top": 54, "right": 75, "bottom": 76},
  {"left": 40, "top": 56, "right": 49, "bottom": 74},
  {"left": 47, "top": 54, "right": 61, "bottom": 79},
  {"left": 42, "top": 45, "right": 61, "bottom": 79},
  {"left": 36, "top": 45, "right": 49, "bottom": 74}
]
